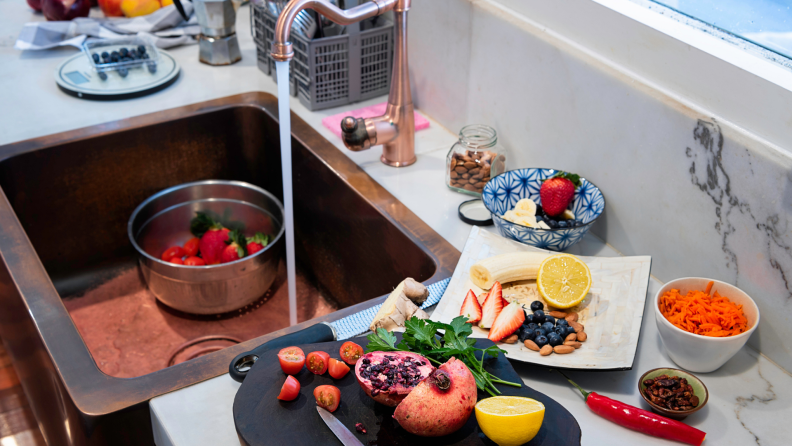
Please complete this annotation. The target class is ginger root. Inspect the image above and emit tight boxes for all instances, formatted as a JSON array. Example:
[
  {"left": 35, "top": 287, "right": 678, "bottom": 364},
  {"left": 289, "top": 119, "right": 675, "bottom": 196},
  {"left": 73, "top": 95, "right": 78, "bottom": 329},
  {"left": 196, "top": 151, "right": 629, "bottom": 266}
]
[{"left": 370, "top": 278, "right": 430, "bottom": 332}]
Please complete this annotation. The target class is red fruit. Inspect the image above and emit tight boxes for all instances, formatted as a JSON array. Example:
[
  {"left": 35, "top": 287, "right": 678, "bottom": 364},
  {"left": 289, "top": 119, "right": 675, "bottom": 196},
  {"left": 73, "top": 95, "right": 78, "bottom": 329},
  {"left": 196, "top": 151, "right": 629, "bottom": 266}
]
[
  {"left": 42, "top": 0, "right": 90, "bottom": 21},
  {"left": 27, "top": 0, "right": 42, "bottom": 11},
  {"left": 219, "top": 230, "right": 248, "bottom": 264},
  {"left": 355, "top": 351, "right": 435, "bottom": 407},
  {"left": 339, "top": 341, "right": 364, "bottom": 365},
  {"left": 393, "top": 357, "right": 477, "bottom": 437},
  {"left": 183, "top": 237, "right": 200, "bottom": 257},
  {"left": 183, "top": 256, "right": 205, "bottom": 266},
  {"left": 328, "top": 358, "right": 350, "bottom": 379},
  {"left": 161, "top": 246, "right": 185, "bottom": 261},
  {"left": 459, "top": 290, "right": 482, "bottom": 324},
  {"left": 199, "top": 228, "right": 229, "bottom": 265},
  {"left": 277, "top": 346, "right": 305, "bottom": 375},
  {"left": 488, "top": 302, "right": 526, "bottom": 342},
  {"left": 307, "top": 351, "right": 330, "bottom": 375},
  {"left": 539, "top": 172, "right": 580, "bottom": 216},
  {"left": 277, "top": 375, "right": 300, "bottom": 401},
  {"left": 478, "top": 282, "right": 504, "bottom": 329},
  {"left": 246, "top": 232, "right": 270, "bottom": 256},
  {"left": 314, "top": 385, "right": 341, "bottom": 412},
  {"left": 169, "top": 257, "right": 184, "bottom": 265}
]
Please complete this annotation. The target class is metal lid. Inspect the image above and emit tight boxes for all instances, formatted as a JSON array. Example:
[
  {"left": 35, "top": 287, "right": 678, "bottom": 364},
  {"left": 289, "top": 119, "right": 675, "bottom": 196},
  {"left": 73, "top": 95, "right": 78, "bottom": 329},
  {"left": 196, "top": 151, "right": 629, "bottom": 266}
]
[{"left": 458, "top": 199, "right": 493, "bottom": 226}]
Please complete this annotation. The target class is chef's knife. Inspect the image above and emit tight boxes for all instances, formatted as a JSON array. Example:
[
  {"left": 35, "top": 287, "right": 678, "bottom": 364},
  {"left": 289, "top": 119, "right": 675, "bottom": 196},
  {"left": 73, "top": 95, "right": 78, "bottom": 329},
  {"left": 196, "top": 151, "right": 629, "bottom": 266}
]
[{"left": 316, "top": 406, "right": 365, "bottom": 446}]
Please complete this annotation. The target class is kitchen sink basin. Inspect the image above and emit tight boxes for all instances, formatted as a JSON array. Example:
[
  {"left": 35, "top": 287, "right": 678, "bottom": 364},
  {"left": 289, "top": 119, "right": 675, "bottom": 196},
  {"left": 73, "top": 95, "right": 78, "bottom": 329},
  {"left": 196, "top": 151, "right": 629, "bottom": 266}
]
[{"left": 0, "top": 93, "right": 458, "bottom": 445}]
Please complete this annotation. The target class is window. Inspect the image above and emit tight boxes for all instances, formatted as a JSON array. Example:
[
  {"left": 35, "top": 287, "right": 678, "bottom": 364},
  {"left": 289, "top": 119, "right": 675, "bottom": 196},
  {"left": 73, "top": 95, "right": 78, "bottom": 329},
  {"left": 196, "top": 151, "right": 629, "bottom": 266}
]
[{"left": 637, "top": 0, "right": 792, "bottom": 60}]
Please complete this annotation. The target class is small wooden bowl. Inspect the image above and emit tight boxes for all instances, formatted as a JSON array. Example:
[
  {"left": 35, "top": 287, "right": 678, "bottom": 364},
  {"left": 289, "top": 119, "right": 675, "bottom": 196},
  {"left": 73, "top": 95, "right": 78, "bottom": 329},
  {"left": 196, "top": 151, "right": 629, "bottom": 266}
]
[{"left": 638, "top": 368, "right": 708, "bottom": 420}]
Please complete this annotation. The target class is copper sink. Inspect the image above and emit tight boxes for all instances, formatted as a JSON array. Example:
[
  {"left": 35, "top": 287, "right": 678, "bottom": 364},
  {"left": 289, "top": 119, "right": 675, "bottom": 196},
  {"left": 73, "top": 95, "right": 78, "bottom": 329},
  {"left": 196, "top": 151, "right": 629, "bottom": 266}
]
[{"left": 0, "top": 93, "right": 459, "bottom": 445}]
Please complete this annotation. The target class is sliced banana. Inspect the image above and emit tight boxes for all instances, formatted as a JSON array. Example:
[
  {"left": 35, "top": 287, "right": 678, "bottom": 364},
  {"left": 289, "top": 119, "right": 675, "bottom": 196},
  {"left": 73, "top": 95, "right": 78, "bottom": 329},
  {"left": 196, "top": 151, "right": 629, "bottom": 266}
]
[
  {"left": 561, "top": 209, "right": 576, "bottom": 220},
  {"left": 537, "top": 220, "right": 551, "bottom": 229},
  {"left": 515, "top": 198, "right": 537, "bottom": 215}
]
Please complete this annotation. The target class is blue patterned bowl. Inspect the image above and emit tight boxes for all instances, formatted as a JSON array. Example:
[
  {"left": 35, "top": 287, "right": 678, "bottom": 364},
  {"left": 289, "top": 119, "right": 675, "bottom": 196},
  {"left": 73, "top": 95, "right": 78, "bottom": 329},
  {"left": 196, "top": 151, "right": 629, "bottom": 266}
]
[{"left": 481, "top": 168, "right": 605, "bottom": 251}]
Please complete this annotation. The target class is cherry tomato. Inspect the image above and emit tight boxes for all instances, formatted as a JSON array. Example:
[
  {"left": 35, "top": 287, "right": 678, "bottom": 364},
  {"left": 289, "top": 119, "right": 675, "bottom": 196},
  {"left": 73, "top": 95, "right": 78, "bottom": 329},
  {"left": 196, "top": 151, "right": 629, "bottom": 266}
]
[
  {"left": 339, "top": 341, "right": 364, "bottom": 365},
  {"left": 169, "top": 257, "right": 184, "bottom": 265},
  {"left": 306, "top": 351, "right": 330, "bottom": 375},
  {"left": 328, "top": 358, "right": 350, "bottom": 379},
  {"left": 161, "top": 246, "right": 186, "bottom": 261},
  {"left": 183, "top": 237, "right": 200, "bottom": 257},
  {"left": 277, "top": 346, "right": 305, "bottom": 375},
  {"left": 183, "top": 256, "right": 206, "bottom": 266},
  {"left": 313, "top": 385, "right": 341, "bottom": 412},
  {"left": 277, "top": 375, "right": 300, "bottom": 401}
]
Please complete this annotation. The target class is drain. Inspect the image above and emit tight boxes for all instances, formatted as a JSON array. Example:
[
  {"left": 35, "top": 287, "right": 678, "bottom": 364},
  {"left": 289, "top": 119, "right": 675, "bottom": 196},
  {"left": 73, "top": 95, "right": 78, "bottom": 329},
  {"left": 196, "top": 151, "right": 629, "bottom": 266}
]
[{"left": 167, "top": 335, "right": 243, "bottom": 367}]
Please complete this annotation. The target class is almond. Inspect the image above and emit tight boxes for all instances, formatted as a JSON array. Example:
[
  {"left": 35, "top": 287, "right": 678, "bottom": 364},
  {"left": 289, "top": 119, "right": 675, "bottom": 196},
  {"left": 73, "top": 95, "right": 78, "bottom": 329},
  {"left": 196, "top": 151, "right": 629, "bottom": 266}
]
[
  {"left": 463, "top": 161, "right": 477, "bottom": 169},
  {"left": 503, "top": 334, "right": 519, "bottom": 344},
  {"left": 524, "top": 339, "right": 540, "bottom": 351},
  {"left": 554, "top": 345, "right": 575, "bottom": 354},
  {"left": 577, "top": 331, "right": 588, "bottom": 342},
  {"left": 540, "top": 345, "right": 553, "bottom": 356},
  {"left": 549, "top": 311, "right": 568, "bottom": 319},
  {"left": 564, "top": 341, "right": 582, "bottom": 349},
  {"left": 569, "top": 321, "right": 584, "bottom": 333},
  {"left": 450, "top": 171, "right": 459, "bottom": 179},
  {"left": 454, "top": 166, "right": 467, "bottom": 174},
  {"left": 565, "top": 313, "right": 578, "bottom": 323},
  {"left": 565, "top": 333, "right": 577, "bottom": 342}
]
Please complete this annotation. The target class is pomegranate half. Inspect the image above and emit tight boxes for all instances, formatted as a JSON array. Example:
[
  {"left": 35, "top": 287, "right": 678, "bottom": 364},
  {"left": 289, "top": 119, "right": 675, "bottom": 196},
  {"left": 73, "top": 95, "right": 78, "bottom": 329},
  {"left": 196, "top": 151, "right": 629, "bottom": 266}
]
[{"left": 354, "top": 351, "right": 435, "bottom": 407}]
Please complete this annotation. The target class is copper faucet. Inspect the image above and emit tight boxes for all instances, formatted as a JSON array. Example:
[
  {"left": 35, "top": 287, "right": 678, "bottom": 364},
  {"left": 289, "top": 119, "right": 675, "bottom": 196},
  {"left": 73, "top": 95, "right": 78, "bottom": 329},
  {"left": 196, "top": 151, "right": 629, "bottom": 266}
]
[{"left": 272, "top": 0, "right": 416, "bottom": 167}]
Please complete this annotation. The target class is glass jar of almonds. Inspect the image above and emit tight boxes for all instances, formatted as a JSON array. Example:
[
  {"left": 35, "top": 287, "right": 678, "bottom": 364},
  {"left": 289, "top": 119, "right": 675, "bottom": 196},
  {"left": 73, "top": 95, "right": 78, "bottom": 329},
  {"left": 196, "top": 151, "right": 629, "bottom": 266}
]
[{"left": 446, "top": 124, "right": 507, "bottom": 196}]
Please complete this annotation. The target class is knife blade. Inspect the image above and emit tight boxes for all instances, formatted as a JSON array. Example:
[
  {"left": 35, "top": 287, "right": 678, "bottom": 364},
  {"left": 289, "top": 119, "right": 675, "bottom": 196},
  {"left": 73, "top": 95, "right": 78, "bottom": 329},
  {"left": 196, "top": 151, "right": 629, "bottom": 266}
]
[{"left": 316, "top": 406, "right": 364, "bottom": 446}]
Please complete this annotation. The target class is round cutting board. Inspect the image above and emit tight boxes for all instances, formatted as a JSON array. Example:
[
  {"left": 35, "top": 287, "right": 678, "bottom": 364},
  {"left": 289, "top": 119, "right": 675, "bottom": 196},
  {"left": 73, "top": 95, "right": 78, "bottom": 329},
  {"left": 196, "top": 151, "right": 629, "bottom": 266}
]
[
  {"left": 232, "top": 336, "right": 581, "bottom": 446},
  {"left": 55, "top": 50, "right": 180, "bottom": 100}
]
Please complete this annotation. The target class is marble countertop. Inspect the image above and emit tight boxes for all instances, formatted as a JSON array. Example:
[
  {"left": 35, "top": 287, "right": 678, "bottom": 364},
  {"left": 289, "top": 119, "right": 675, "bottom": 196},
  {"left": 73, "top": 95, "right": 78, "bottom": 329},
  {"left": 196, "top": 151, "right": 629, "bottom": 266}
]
[{"left": 2, "top": 4, "right": 790, "bottom": 446}]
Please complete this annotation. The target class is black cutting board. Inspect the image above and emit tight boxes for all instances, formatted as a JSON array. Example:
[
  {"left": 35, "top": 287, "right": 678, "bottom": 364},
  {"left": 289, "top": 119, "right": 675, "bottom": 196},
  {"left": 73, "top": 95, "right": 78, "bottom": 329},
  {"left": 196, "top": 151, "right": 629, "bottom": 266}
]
[{"left": 233, "top": 336, "right": 581, "bottom": 446}]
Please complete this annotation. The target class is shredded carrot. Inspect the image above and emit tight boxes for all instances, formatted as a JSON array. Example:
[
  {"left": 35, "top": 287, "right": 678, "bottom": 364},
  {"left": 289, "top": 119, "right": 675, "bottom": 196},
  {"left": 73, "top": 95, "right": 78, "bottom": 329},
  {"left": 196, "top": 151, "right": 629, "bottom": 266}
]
[{"left": 659, "top": 281, "right": 749, "bottom": 337}]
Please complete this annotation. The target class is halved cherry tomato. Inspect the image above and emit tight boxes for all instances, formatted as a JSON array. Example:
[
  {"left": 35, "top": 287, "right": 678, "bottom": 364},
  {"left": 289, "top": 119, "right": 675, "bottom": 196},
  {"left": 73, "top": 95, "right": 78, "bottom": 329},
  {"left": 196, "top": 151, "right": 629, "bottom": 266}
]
[
  {"left": 161, "top": 246, "right": 185, "bottom": 261},
  {"left": 313, "top": 385, "right": 341, "bottom": 412},
  {"left": 328, "top": 358, "right": 350, "bottom": 379},
  {"left": 184, "top": 256, "right": 206, "bottom": 266},
  {"left": 306, "top": 351, "right": 330, "bottom": 375},
  {"left": 277, "top": 346, "right": 305, "bottom": 375},
  {"left": 183, "top": 237, "right": 200, "bottom": 257},
  {"left": 339, "top": 341, "right": 364, "bottom": 365},
  {"left": 277, "top": 375, "right": 300, "bottom": 401},
  {"left": 169, "top": 257, "right": 184, "bottom": 265}
]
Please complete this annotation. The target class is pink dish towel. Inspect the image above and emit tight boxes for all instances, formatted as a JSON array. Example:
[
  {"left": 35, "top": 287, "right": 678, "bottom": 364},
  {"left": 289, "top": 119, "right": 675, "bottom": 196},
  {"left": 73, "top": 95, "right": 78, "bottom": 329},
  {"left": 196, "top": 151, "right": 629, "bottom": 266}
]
[{"left": 321, "top": 102, "right": 430, "bottom": 139}]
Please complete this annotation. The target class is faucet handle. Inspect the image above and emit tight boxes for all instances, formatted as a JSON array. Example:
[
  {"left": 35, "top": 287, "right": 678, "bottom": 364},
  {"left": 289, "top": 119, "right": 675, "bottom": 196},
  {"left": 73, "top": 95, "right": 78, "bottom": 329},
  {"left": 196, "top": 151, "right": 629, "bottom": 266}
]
[{"left": 340, "top": 116, "right": 371, "bottom": 151}]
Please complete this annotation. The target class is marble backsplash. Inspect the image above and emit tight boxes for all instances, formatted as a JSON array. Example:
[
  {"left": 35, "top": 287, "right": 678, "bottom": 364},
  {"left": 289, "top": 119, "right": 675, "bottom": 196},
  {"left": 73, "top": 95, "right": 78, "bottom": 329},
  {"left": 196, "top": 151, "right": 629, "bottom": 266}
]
[{"left": 408, "top": 0, "right": 792, "bottom": 373}]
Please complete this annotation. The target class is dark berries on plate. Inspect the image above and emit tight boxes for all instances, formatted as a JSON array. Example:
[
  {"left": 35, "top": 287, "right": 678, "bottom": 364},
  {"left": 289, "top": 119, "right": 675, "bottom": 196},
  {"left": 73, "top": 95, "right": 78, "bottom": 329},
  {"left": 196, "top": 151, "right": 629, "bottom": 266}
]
[
  {"left": 524, "top": 313, "right": 535, "bottom": 324},
  {"left": 92, "top": 53, "right": 99, "bottom": 63},
  {"left": 138, "top": 44, "right": 146, "bottom": 54},
  {"left": 541, "top": 322, "right": 555, "bottom": 333},
  {"left": 97, "top": 71, "right": 107, "bottom": 81},
  {"left": 533, "top": 309, "right": 545, "bottom": 322},
  {"left": 535, "top": 335, "right": 548, "bottom": 348},
  {"left": 530, "top": 301, "right": 544, "bottom": 312},
  {"left": 544, "top": 315, "right": 556, "bottom": 325},
  {"left": 118, "top": 67, "right": 128, "bottom": 77},
  {"left": 548, "top": 334, "right": 563, "bottom": 347}
]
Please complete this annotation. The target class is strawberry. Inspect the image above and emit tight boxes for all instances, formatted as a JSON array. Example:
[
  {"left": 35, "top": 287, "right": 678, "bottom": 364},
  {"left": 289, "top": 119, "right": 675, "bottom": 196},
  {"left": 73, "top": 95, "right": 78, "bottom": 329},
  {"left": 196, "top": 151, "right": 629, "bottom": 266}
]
[
  {"left": 479, "top": 281, "right": 504, "bottom": 329},
  {"left": 459, "top": 289, "right": 482, "bottom": 324},
  {"left": 488, "top": 302, "right": 526, "bottom": 342},
  {"left": 191, "top": 212, "right": 229, "bottom": 265},
  {"left": 246, "top": 232, "right": 270, "bottom": 256},
  {"left": 539, "top": 172, "right": 581, "bottom": 217},
  {"left": 219, "top": 230, "right": 248, "bottom": 264}
]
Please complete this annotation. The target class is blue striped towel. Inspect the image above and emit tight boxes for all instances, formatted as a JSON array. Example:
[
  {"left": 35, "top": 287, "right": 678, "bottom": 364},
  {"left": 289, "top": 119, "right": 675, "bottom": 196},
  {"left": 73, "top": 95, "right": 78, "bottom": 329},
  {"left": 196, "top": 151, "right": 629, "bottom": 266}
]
[{"left": 330, "top": 278, "right": 451, "bottom": 340}]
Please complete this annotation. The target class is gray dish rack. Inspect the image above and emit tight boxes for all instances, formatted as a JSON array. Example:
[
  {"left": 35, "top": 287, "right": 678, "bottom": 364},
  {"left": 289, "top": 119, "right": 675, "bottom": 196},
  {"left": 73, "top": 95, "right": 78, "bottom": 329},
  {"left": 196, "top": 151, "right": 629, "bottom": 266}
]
[{"left": 251, "top": 4, "right": 394, "bottom": 111}]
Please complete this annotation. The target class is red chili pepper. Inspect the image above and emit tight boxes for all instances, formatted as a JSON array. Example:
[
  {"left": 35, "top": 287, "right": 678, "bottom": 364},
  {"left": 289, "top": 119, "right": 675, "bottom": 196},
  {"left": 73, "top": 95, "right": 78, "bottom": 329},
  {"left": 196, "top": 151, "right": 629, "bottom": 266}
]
[{"left": 560, "top": 372, "right": 706, "bottom": 446}]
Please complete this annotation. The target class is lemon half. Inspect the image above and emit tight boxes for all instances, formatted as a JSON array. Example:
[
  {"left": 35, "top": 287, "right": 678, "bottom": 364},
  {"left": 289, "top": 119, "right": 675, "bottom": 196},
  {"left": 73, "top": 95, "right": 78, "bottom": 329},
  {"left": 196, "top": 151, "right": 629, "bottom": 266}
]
[
  {"left": 536, "top": 254, "right": 592, "bottom": 309},
  {"left": 475, "top": 396, "right": 545, "bottom": 446}
]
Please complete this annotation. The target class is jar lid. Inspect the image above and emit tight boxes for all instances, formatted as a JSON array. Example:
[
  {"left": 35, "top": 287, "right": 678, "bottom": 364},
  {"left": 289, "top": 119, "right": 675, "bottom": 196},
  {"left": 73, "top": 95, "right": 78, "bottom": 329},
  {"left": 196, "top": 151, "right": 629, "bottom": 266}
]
[{"left": 458, "top": 199, "right": 493, "bottom": 226}]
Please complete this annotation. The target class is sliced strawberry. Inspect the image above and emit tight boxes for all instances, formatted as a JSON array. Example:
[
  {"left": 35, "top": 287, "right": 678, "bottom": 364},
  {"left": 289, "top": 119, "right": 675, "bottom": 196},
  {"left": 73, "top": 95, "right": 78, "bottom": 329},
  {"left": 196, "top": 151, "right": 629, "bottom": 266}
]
[
  {"left": 479, "top": 282, "right": 504, "bottom": 329},
  {"left": 459, "top": 290, "right": 482, "bottom": 324},
  {"left": 488, "top": 302, "right": 526, "bottom": 342}
]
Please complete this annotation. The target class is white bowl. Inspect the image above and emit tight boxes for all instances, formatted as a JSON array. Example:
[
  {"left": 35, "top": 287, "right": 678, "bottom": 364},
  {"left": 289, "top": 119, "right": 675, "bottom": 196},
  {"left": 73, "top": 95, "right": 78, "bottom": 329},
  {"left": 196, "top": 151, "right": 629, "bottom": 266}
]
[{"left": 654, "top": 277, "right": 760, "bottom": 373}]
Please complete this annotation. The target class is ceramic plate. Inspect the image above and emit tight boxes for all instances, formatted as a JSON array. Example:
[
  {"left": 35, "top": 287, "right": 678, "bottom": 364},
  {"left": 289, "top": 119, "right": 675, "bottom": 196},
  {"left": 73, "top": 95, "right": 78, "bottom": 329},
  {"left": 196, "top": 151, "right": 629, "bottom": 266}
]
[{"left": 431, "top": 226, "right": 652, "bottom": 370}]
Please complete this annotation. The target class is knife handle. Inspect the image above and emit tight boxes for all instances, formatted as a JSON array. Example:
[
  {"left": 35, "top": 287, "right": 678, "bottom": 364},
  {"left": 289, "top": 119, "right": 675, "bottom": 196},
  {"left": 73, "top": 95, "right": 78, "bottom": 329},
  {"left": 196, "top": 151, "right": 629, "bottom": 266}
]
[{"left": 228, "top": 322, "right": 337, "bottom": 383}]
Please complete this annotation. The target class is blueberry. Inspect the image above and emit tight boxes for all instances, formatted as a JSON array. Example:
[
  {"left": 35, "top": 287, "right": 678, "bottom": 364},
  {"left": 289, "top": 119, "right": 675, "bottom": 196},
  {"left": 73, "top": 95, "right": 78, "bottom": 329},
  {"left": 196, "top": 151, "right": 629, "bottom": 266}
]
[
  {"left": 557, "top": 319, "right": 569, "bottom": 327},
  {"left": 101, "top": 51, "right": 110, "bottom": 60},
  {"left": 92, "top": 53, "right": 100, "bottom": 63},
  {"left": 547, "top": 219, "right": 558, "bottom": 228},
  {"left": 524, "top": 313, "right": 535, "bottom": 325},
  {"left": 118, "top": 67, "right": 128, "bottom": 77},
  {"left": 523, "top": 329, "right": 536, "bottom": 341},
  {"left": 548, "top": 333, "right": 563, "bottom": 347},
  {"left": 544, "top": 315, "right": 555, "bottom": 325},
  {"left": 147, "top": 61, "right": 157, "bottom": 73},
  {"left": 111, "top": 50, "right": 119, "bottom": 58},
  {"left": 565, "top": 326, "right": 576, "bottom": 337},
  {"left": 535, "top": 335, "right": 548, "bottom": 348},
  {"left": 119, "top": 47, "right": 129, "bottom": 57},
  {"left": 138, "top": 45, "right": 146, "bottom": 54},
  {"left": 142, "top": 53, "right": 150, "bottom": 60},
  {"left": 541, "top": 322, "right": 555, "bottom": 332},
  {"left": 129, "top": 49, "right": 138, "bottom": 59},
  {"left": 558, "top": 220, "right": 568, "bottom": 228},
  {"left": 535, "top": 328, "right": 547, "bottom": 338},
  {"left": 530, "top": 301, "right": 544, "bottom": 312},
  {"left": 97, "top": 71, "right": 108, "bottom": 81},
  {"left": 533, "top": 309, "right": 545, "bottom": 322},
  {"left": 526, "top": 323, "right": 538, "bottom": 331},
  {"left": 535, "top": 205, "right": 544, "bottom": 215},
  {"left": 568, "top": 219, "right": 576, "bottom": 227},
  {"left": 110, "top": 54, "right": 119, "bottom": 62}
]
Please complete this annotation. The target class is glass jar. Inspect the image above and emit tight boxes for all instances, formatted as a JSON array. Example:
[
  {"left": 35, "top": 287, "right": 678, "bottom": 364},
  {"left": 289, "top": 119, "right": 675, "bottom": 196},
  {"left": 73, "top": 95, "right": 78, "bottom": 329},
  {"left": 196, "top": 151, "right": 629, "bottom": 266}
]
[{"left": 446, "top": 124, "right": 506, "bottom": 196}]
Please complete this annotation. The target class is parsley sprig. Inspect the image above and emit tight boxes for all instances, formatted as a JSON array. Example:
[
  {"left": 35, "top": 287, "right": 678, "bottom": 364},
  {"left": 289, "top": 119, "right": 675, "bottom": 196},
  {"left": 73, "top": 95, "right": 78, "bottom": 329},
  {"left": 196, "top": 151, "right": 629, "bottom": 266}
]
[{"left": 366, "top": 316, "right": 522, "bottom": 396}]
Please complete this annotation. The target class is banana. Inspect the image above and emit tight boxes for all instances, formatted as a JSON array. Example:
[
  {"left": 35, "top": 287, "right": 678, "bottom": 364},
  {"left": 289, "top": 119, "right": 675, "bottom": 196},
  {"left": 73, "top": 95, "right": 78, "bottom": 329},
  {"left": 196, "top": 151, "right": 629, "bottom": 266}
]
[
  {"left": 470, "top": 251, "right": 552, "bottom": 289},
  {"left": 515, "top": 198, "right": 537, "bottom": 215},
  {"left": 502, "top": 210, "right": 537, "bottom": 227},
  {"left": 561, "top": 209, "right": 576, "bottom": 220}
]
